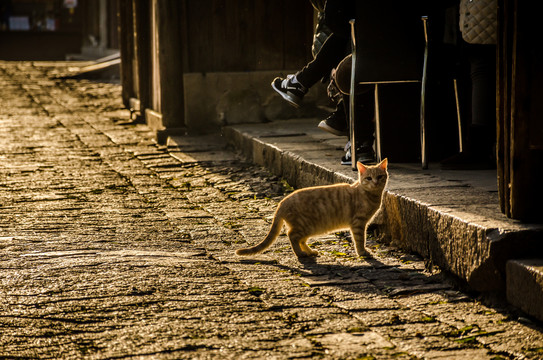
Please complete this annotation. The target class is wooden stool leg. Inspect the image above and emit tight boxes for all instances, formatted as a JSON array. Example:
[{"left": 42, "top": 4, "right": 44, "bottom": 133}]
[
  {"left": 420, "top": 16, "right": 429, "bottom": 169},
  {"left": 374, "top": 84, "right": 382, "bottom": 163},
  {"left": 454, "top": 78, "right": 463, "bottom": 153},
  {"left": 349, "top": 72, "right": 357, "bottom": 170}
]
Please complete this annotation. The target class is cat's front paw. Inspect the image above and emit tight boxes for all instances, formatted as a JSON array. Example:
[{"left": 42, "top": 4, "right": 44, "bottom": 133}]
[{"left": 355, "top": 249, "right": 370, "bottom": 258}]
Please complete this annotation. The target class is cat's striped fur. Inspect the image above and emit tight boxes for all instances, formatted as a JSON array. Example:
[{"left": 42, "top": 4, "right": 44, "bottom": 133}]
[{"left": 236, "top": 159, "right": 388, "bottom": 259}]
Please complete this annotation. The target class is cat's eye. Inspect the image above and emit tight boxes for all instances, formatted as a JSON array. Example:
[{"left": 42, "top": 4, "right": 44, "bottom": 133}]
[
  {"left": 377, "top": 175, "right": 385, "bottom": 180},
  {"left": 365, "top": 177, "right": 372, "bottom": 181}
]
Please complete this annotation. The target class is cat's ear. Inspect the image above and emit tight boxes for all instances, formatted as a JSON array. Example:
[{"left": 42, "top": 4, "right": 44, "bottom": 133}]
[
  {"left": 379, "top": 158, "right": 388, "bottom": 170},
  {"left": 357, "top": 161, "right": 367, "bottom": 174}
]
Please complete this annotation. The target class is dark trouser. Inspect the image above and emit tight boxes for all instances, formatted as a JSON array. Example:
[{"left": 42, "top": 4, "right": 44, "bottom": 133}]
[
  {"left": 295, "top": 0, "right": 354, "bottom": 88},
  {"left": 296, "top": 33, "right": 349, "bottom": 88}
]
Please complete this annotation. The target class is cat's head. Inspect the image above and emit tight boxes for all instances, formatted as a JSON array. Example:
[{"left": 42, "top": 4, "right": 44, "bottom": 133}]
[{"left": 357, "top": 158, "right": 388, "bottom": 191}]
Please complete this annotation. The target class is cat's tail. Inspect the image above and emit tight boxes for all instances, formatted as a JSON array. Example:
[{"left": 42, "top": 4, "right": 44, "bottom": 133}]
[{"left": 236, "top": 215, "right": 284, "bottom": 256}]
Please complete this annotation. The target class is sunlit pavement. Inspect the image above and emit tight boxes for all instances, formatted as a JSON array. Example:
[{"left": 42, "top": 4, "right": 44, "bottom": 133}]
[{"left": 1, "top": 61, "right": 542, "bottom": 359}]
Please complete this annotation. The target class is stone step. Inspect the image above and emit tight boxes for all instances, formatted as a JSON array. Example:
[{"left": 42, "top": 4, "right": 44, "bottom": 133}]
[{"left": 507, "top": 259, "right": 543, "bottom": 322}]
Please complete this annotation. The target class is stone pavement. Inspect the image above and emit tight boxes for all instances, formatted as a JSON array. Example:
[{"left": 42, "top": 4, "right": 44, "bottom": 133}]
[{"left": 1, "top": 61, "right": 542, "bottom": 359}]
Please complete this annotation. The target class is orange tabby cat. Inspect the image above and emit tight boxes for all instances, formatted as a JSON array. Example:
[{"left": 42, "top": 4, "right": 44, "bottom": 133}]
[{"left": 236, "top": 159, "right": 388, "bottom": 259}]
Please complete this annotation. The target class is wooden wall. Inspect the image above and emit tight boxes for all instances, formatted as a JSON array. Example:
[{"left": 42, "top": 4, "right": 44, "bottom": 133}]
[
  {"left": 119, "top": 0, "right": 316, "bottom": 140},
  {"left": 180, "top": 0, "right": 315, "bottom": 73}
]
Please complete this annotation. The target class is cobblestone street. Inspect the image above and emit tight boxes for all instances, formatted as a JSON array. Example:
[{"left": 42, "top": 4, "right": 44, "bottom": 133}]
[{"left": 1, "top": 62, "right": 542, "bottom": 359}]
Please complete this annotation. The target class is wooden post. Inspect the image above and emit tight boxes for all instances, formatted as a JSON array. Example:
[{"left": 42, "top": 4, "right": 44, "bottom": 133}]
[
  {"left": 133, "top": 0, "right": 151, "bottom": 121},
  {"left": 497, "top": 0, "right": 511, "bottom": 217},
  {"left": 118, "top": 0, "right": 135, "bottom": 109},
  {"left": 144, "top": 0, "right": 186, "bottom": 142},
  {"left": 497, "top": 0, "right": 543, "bottom": 221},
  {"left": 155, "top": 0, "right": 185, "bottom": 132}
]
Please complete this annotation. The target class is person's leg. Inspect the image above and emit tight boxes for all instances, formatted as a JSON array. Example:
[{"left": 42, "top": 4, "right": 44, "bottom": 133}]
[
  {"left": 272, "top": 0, "right": 354, "bottom": 107},
  {"left": 295, "top": 33, "right": 349, "bottom": 89},
  {"left": 271, "top": 32, "right": 349, "bottom": 108},
  {"left": 318, "top": 98, "right": 348, "bottom": 136},
  {"left": 341, "top": 90, "right": 376, "bottom": 165}
]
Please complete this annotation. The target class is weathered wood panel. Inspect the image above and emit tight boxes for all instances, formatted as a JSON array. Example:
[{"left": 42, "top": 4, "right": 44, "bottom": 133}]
[
  {"left": 182, "top": 0, "right": 314, "bottom": 73},
  {"left": 119, "top": 0, "right": 316, "bottom": 138}
]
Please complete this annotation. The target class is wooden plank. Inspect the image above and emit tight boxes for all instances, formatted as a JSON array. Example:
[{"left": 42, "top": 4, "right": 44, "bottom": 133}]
[
  {"left": 179, "top": 0, "right": 190, "bottom": 74},
  {"left": 254, "top": 0, "right": 285, "bottom": 70},
  {"left": 497, "top": 0, "right": 507, "bottom": 216},
  {"left": 497, "top": 0, "right": 513, "bottom": 217},
  {"left": 133, "top": 0, "right": 151, "bottom": 116},
  {"left": 238, "top": 0, "right": 257, "bottom": 70},
  {"left": 282, "top": 0, "right": 314, "bottom": 70},
  {"left": 210, "top": 0, "right": 228, "bottom": 71},
  {"left": 509, "top": 0, "right": 523, "bottom": 219},
  {"left": 184, "top": 1, "right": 212, "bottom": 72},
  {"left": 118, "top": 0, "right": 135, "bottom": 108},
  {"left": 508, "top": 0, "right": 543, "bottom": 221}
]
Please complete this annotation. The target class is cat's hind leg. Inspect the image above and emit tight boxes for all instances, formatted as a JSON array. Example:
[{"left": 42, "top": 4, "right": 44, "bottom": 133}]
[
  {"left": 300, "top": 237, "right": 319, "bottom": 257},
  {"left": 288, "top": 230, "right": 318, "bottom": 258}
]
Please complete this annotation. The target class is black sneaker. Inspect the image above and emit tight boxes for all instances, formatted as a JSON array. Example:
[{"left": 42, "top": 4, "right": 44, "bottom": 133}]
[
  {"left": 318, "top": 109, "right": 348, "bottom": 136},
  {"left": 271, "top": 75, "right": 308, "bottom": 108},
  {"left": 357, "top": 146, "right": 376, "bottom": 164},
  {"left": 341, "top": 142, "right": 376, "bottom": 166}
]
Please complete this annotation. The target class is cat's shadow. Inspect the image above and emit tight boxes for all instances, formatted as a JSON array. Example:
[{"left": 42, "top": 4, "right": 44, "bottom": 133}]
[
  {"left": 295, "top": 253, "right": 392, "bottom": 278},
  {"left": 238, "top": 253, "right": 387, "bottom": 277},
  {"left": 238, "top": 253, "right": 451, "bottom": 299}
]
